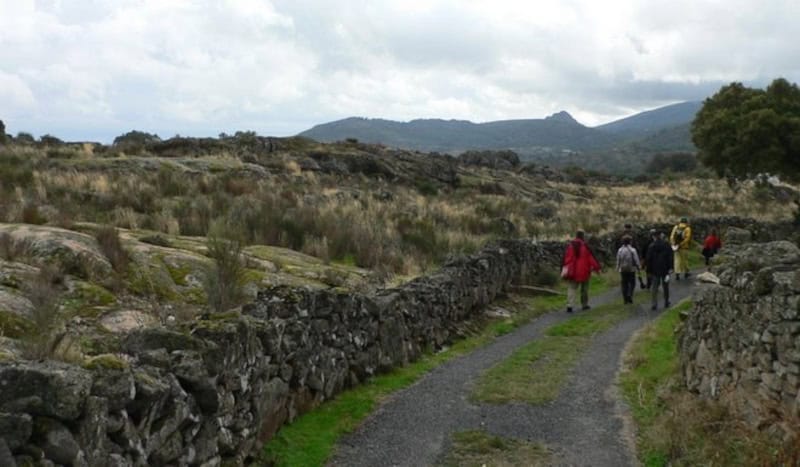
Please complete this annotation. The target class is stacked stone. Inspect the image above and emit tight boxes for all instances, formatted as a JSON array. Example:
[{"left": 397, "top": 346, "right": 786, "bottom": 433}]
[
  {"left": 679, "top": 239, "right": 800, "bottom": 440},
  {"left": 0, "top": 218, "right": 792, "bottom": 466}
]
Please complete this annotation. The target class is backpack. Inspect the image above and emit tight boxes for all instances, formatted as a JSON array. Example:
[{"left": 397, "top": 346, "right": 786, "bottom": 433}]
[
  {"left": 619, "top": 246, "right": 637, "bottom": 272},
  {"left": 674, "top": 226, "right": 685, "bottom": 244}
]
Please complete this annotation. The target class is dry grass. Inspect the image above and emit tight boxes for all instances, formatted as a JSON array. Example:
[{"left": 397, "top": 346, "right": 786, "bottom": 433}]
[{"left": 1, "top": 141, "right": 796, "bottom": 278}]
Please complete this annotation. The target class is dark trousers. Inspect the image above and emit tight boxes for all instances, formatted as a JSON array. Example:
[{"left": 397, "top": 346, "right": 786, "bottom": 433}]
[
  {"left": 651, "top": 275, "right": 670, "bottom": 306},
  {"left": 620, "top": 271, "right": 636, "bottom": 303}
]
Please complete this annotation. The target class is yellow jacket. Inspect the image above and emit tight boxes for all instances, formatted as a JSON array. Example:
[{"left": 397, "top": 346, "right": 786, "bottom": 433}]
[{"left": 670, "top": 222, "right": 692, "bottom": 249}]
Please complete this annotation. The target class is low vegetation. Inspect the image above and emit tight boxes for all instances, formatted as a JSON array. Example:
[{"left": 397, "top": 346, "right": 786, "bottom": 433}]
[
  {"left": 437, "top": 430, "right": 551, "bottom": 467},
  {"left": 620, "top": 300, "right": 800, "bottom": 466}
]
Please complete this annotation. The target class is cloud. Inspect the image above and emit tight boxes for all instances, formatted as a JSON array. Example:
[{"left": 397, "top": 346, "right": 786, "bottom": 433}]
[{"left": 0, "top": 0, "right": 798, "bottom": 140}]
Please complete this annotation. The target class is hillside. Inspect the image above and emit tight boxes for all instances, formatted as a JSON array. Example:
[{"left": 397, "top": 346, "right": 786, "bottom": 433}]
[
  {"left": 0, "top": 132, "right": 795, "bottom": 364},
  {"left": 299, "top": 101, "right": 703, "bottom": 174},
  {"left": 300, "top": 113, "right": 619, "bottom": 153}
]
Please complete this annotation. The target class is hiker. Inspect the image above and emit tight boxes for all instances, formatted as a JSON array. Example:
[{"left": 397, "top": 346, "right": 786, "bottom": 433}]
[
  {"left": 616, "top": 235, "right": 641, "bottom": 304},
  {"left": 561, "top": 229, "right": 601, "bottom": 313},
  {"left": 640, "top": 228, "right": 657, "bottom": 289},
  {"left": 614, "top": 223, "right": 635, "bottom": 252},
  {"left": 646, "top": 231, "right": 674, "bottom": 310},
  {"left": 670, "top": 217, "right": 692, "bottom": 280},
  {"left": 702, "top": 229, "right": 722, "bottom": 266}
]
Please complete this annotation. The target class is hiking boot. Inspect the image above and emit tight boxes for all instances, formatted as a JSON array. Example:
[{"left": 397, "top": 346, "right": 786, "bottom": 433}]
[
  {"left": 685, "top": 272, "right": 691, "bottom": 280},
  {"left": 665, "top": 301, "right": 671, "bottom": 308},
  {"left": 566, "top": 307, "right": 573, "bottom": 313},
  {"left": 582, "top": 305, "right": 591, "bottom": 311},
  {"left": 651, "top": 304, "right": 657, "bottom": 311},
  {"left": 675, "top": 274, "right": 680, "bottom": 281}
]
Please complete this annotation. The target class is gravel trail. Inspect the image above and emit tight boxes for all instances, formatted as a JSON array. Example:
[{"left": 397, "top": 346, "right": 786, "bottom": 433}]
[{"left": 328, "top": 275, "right": 695, "bottom": 467}]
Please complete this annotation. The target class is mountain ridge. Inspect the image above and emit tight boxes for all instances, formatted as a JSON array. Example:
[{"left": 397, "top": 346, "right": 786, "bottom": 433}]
[{"left": 298, "top": 101, "right": 702, "bottom": 170}]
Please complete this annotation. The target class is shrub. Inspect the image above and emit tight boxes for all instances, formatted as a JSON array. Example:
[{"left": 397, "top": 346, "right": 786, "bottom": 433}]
[
  {"left": 39, "top": 134, "right": 63, "bottom": 146},
  {"left": 21, "top": 203, "right": 47, "bottom": 225},
  {"left": 204, "top": 223, "right": 246, "bottom": 313},
  {"left": 0, "top": 232, "right": 22, "bottom": 261},
  {"left": 22, "top": 265, "right": 69, "bottom": 361},
  {"left": 95, "top": 226, "right": 130, "bottom": 274},
  {"left": 15, "top": 132, "right": 35, "bottom": 144}
]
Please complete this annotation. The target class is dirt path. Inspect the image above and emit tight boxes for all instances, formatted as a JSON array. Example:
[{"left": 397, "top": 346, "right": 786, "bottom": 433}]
[{"left": 328, "top": 276, "right": 695, "bottom": 467}]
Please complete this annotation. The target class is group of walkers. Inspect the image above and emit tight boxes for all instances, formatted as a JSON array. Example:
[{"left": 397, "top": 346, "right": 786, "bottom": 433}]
[{"left": 560, "top": 218, "right": 723, "bottom": 312}]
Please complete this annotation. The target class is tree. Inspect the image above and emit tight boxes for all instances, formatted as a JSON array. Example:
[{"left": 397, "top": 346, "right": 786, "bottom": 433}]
[
  {"left": 0, "top": 119, "right": 6, "bottom": 144},
  {"left": 112, "top": 130, "right": 161, "bottom": 147},
  {"left": 692, "top": 78, "right": 800, "bottom": 181}
]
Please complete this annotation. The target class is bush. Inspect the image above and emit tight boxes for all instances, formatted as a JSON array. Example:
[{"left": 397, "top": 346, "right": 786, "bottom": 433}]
[
  {"left": 21, "top": 203, "right": 47, "bottom": 225},
  {"left": 39, "top": 134, "right": 63, "bottom": 146},
  {"left": 22, "top": 265, "right": 69, "bottom": 361},
  {"left": 15, "top": 132, "right": 35, "bottom": 144},
  {"left": 95, "top": 226, "right": 130, "bottom": 274},
  {"left": 204, "top": 223, "right": 246, "bottom": 313}
]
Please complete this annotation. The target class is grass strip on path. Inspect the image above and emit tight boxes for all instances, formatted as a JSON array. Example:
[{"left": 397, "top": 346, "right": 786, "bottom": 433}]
[
  {"left": 437, "top": 430, "right": 551, "bottom": 467},
  {"left": 261, "top": 272, "right": 617, "bottom": 466},
  {"left": 472, "top": 285, "right": 640, "bottom": 404}
]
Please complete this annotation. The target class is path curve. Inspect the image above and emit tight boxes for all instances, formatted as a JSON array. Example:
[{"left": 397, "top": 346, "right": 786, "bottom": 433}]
[{"left": 328, "top": 276, "right": 695, "bottom": 467}]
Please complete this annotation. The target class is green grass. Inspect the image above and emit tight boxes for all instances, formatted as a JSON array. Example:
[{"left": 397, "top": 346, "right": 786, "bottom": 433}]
[
  {"left": 437, "top": 430, "right": 551, "bottom": 467},
  {"left": 472, "top": 292, "right": 638, "bottom": 404},
  {"left": 260, "top": 273, "right": 617, "bottom": 467},
  {"left": 619, "top": 300, "right": 687, "bottom": 428},
  {"left": 619, "top": 299, "right": 800, "bottom": 466}
]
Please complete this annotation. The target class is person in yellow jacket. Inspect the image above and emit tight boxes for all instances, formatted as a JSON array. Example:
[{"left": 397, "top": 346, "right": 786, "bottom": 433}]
[{"left": 670, "top": 217, "right": 692, "bottom": 280}]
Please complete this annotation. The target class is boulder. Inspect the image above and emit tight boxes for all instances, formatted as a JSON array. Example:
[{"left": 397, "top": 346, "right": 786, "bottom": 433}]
[
  {"left": 0, "top": 362, "right": 91, "bottom": 420},
  {"left": 99, "top": 310, "right": 159, "bottom": 334},
  {"left": 726, "top": 226, "right": 753, "bottom": 245}
]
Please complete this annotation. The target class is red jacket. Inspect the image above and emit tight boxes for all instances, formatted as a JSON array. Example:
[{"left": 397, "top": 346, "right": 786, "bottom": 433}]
[
  {"left": 703, "top": 234, "right": 722, "bottom": 251},
  {"left": 562, "top": 238, "right": 601, "bottom": 283}
]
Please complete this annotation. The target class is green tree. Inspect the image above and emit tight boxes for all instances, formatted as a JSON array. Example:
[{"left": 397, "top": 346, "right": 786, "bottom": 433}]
[
  {"left": 692, "top": 78, "right": 800, "bottom": 181},
  {"left": 0, "top": 119, "right": 6, "bottom": 144}
]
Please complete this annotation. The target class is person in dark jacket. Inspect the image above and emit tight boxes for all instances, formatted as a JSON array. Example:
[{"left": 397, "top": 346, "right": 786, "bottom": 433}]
[
  {"left": 646, "top": 231, "right": 674, "bottom": 310},
  {"left": 641, "top": 228, "right": 657, "bottom": 289}
]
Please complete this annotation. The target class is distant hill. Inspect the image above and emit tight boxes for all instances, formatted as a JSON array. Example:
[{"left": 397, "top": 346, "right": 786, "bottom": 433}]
[
  {"left": 594, "top": 101, "right": 702, "bottom": 139},
  {"left": 298, "top": 101, "right": 703, "bottom": 174},
  {"left": 300, "top": 113, "right": 619, "bottom": 153}
]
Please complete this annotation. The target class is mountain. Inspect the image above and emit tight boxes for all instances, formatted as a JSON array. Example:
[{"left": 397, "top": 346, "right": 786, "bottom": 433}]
[
  {"left": 301, "top": 112, "right": 619, "bottom": 154},
  {"left": 298, "top": 101, "right": 703, "bottom": 174},
  {"left": 595, "top": 101, "right": 702, "bottom": 141}
]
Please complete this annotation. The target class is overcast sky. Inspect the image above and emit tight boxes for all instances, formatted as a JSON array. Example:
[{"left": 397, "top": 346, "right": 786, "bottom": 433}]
[{"left": 1, "top": 0, "right": 799, "bottom": 142}]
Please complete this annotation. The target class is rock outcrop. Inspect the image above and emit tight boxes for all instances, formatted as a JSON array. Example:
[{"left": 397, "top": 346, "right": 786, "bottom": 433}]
[{"left": 679, "top": 240, "right": 800, "bottom": 441}]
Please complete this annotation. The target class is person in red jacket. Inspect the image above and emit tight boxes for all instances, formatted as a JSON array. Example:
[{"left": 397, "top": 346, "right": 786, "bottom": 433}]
[
  {"left": 561, "top": 229, "right": 602, "bottom": 313},
  {"left": 702, "top": 228, "right": 722, "bottom": 266}
]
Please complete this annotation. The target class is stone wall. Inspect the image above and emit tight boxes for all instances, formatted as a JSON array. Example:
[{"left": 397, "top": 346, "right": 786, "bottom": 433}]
[
  {"left": 0, "top": 216, "right": 793, "bottom": 466},
  {"left": 679, "top": 239, "right": 800, "bottom": 440},
  {"left": 0, "top": 239, "right": 564, "bottom": 466}
]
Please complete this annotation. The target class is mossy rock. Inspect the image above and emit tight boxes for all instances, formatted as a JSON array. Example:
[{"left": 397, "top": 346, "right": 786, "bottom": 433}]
[
  {"left": 0, "top": 310, "right": 34, "bottom": 338},
  {"left": 83, "top": 353, "right": 129, "bottom": 370}
]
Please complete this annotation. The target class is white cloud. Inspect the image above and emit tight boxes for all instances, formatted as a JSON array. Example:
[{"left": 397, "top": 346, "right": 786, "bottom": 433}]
[{"left": 0, "top": 0, "right": 798, "bottom": 139}]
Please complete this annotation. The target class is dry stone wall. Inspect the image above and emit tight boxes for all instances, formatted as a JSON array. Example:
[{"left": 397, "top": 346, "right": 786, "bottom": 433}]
[
  {"left": 0, "top": 216, "right": 792, "bottom": 466},
  {"left": 679, "top": 239, "right": 800, "bottom": 440}
]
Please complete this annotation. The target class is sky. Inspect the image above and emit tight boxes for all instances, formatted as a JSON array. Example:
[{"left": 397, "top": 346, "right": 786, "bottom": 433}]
[{"left": 1, "top": 0, "right": 799, "bottom": 142}]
